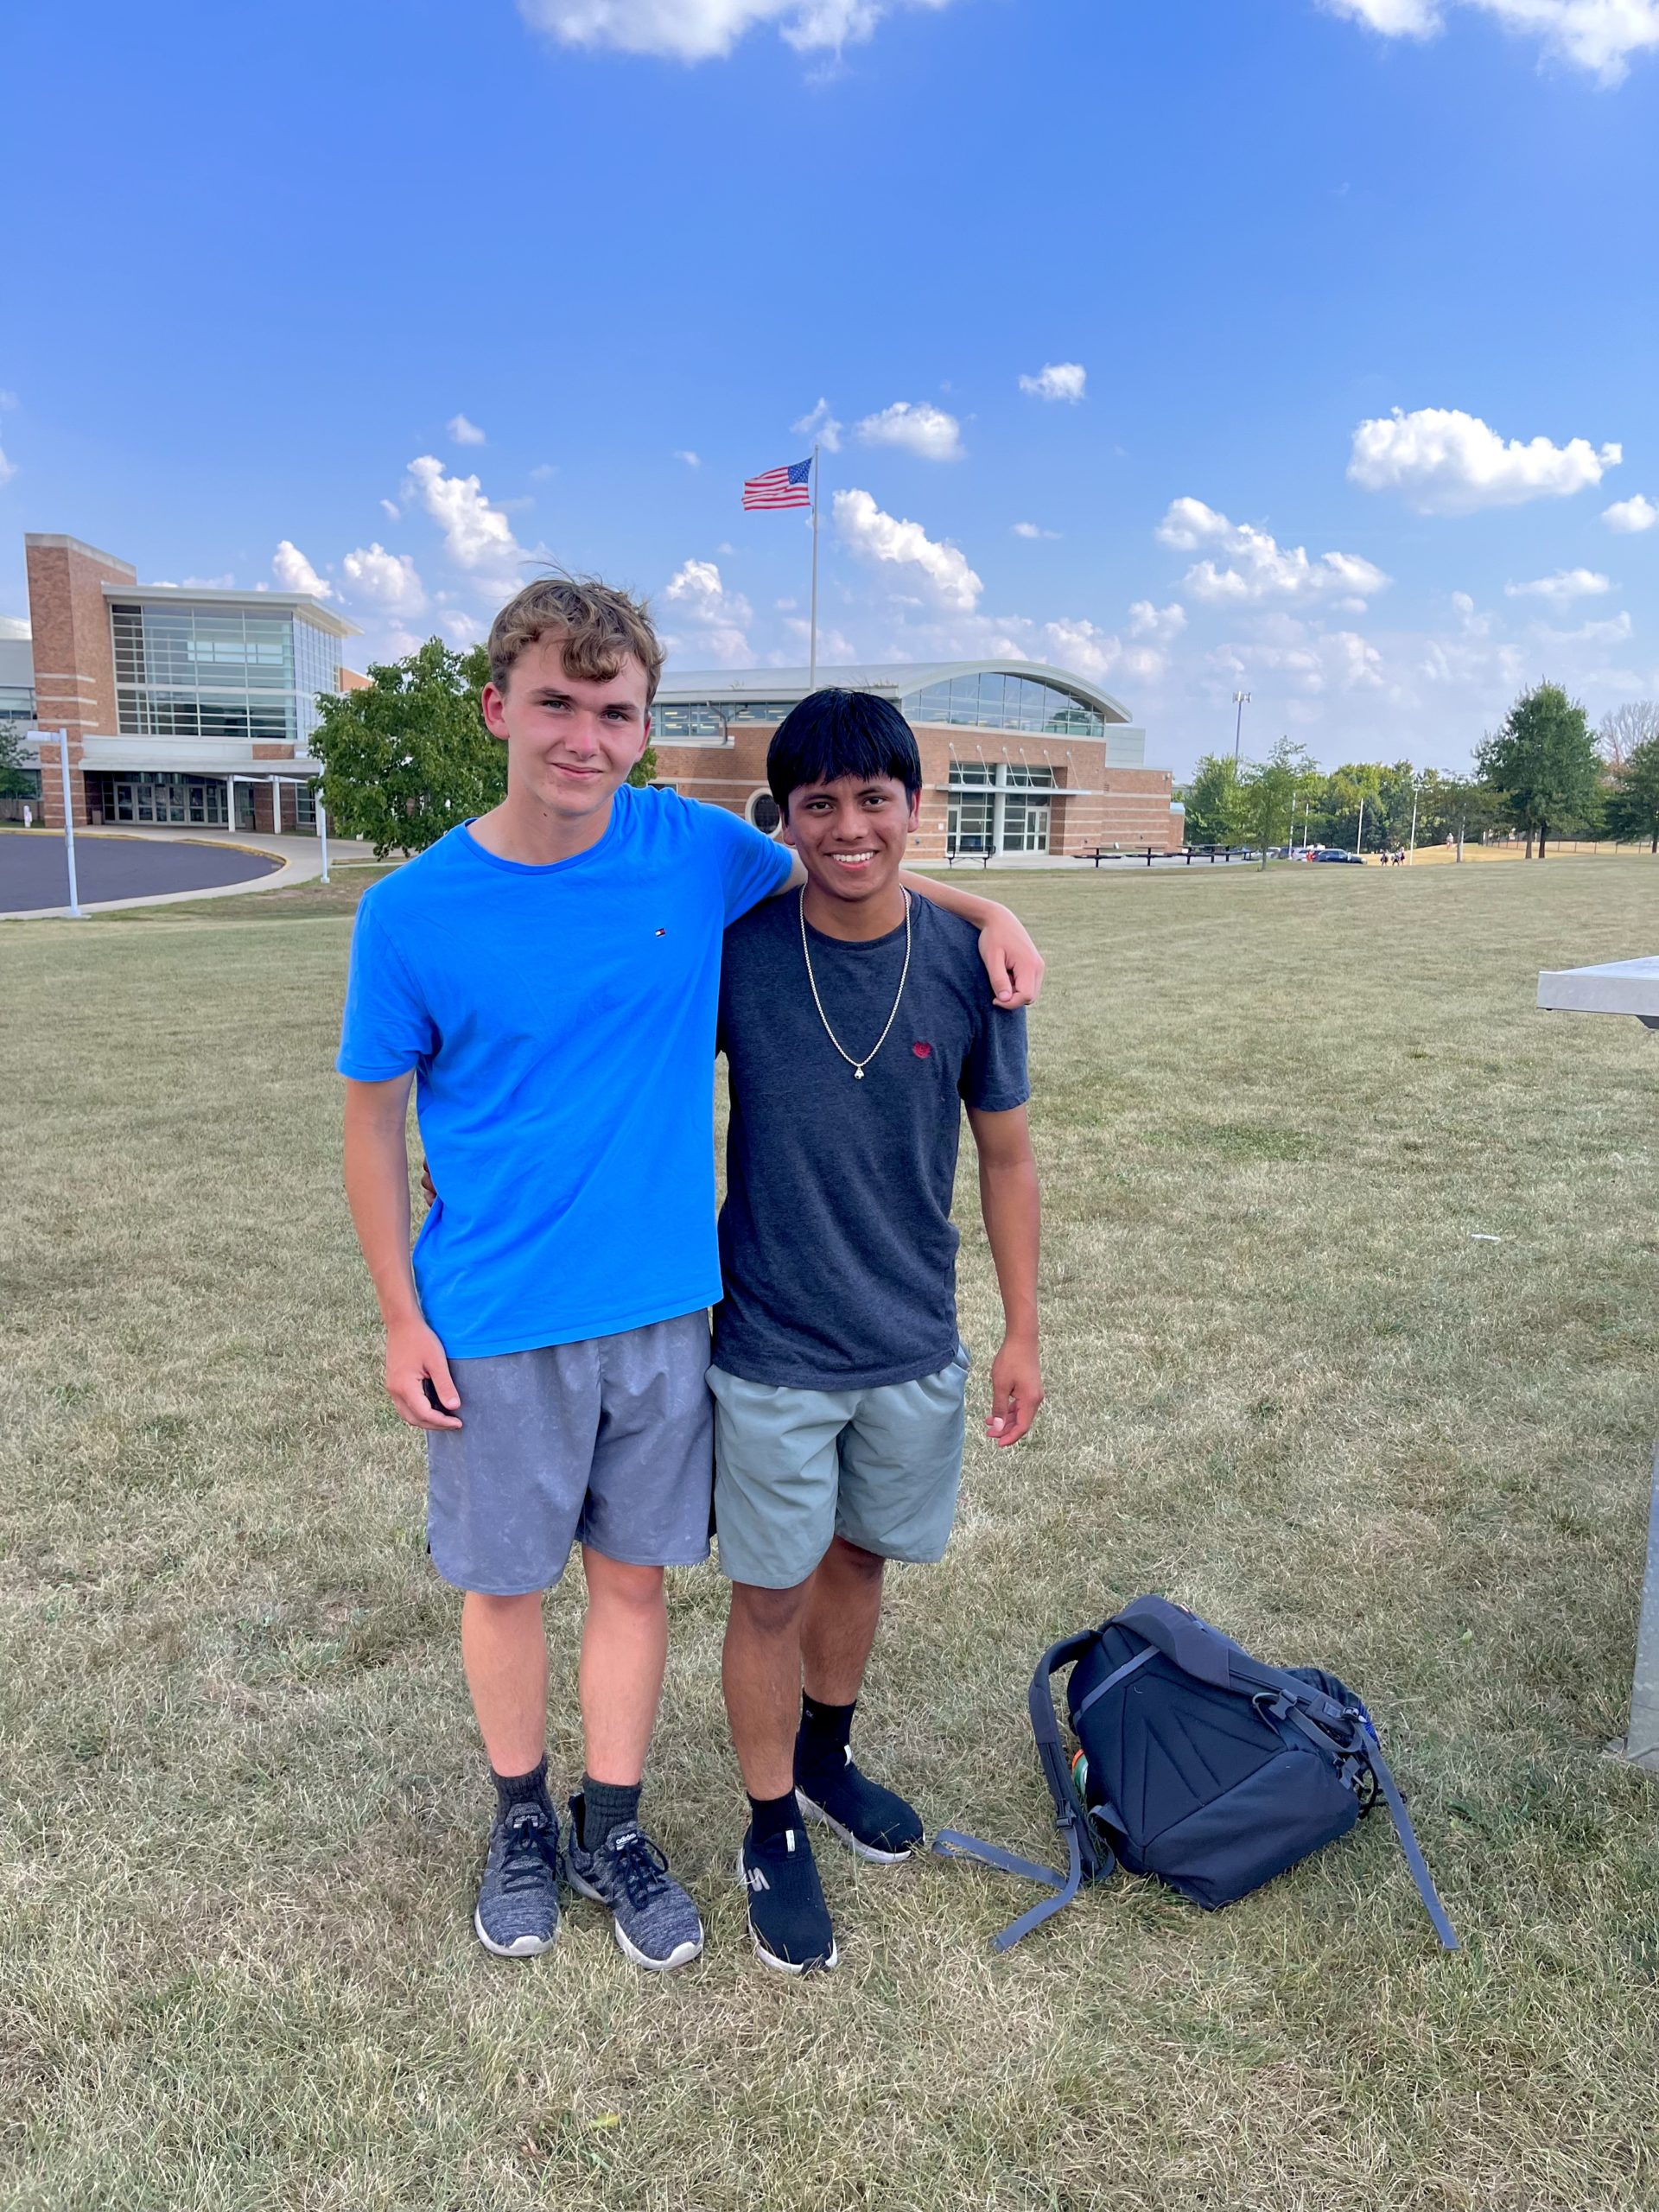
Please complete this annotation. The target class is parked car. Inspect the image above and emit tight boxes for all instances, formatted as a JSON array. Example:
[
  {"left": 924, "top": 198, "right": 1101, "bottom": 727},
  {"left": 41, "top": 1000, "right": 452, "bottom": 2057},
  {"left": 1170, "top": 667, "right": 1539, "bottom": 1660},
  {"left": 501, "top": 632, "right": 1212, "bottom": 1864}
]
[{"left": 1311, "top": 847, "right": 1366, "bottom": 864}]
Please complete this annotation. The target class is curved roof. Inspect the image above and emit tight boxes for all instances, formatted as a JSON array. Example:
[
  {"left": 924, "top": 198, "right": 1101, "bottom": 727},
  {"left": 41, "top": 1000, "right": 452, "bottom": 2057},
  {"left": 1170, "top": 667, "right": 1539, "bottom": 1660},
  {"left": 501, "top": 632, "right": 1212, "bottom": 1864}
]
[{"left": 654, "top": 659, "right": 1133, "bottom": 727}]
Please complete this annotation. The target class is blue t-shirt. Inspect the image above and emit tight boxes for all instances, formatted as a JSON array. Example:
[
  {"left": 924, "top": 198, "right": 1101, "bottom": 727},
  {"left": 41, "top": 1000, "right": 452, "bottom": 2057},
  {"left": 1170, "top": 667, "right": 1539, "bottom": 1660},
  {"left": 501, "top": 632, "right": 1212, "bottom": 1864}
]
[
  {"left": 336, "top": 788, "right": 792, "bottom": 1358},
  {"left": 713, "top": 893, "right": 1029, "bottom": 1390}
]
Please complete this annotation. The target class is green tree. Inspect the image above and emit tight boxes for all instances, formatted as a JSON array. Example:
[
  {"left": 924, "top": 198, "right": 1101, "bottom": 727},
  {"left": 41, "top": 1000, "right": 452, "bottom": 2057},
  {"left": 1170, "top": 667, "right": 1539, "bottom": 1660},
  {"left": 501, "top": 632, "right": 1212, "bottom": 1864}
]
[
  {"left": 1605, "top": 734, "right": 1659, "bottom": 854},
  {"left": 0, "top": 721, "right": 38, "bottom": 802},
  {"left": 1416, "top": 773, "right": 1497, "bottom": 858},
  {"left": 1475, "top": 683, "right": 1602, "bottom": 859},
  {"left": 1177, "top": 752, "right": 1249, "bottom": 848},
  {"left": 628, "top": 740, "right": 659, "bottom": 789},
  {"left": 309, "top": 639, "right": 503, "bottom": 858},
  {"left": 1242, "top": 737, "right": 1318, "bottom": 863},
  {"left": 1310, "top": 761, "right": 1414, "bottom": 852}
]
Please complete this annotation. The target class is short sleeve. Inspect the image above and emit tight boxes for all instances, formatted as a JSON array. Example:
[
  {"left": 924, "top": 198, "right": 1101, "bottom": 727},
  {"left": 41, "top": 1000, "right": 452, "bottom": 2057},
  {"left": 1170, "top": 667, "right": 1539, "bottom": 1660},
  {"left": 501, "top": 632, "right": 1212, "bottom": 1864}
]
[
  {"left": 961, "top": 1001, "right": 1029, "bottom": 1114},
  {"left": 336, "top": 889, "right": 437, "bottom": 1079},
  {"left": 691, "top": 798, "right": 794, "bottom": 923}
]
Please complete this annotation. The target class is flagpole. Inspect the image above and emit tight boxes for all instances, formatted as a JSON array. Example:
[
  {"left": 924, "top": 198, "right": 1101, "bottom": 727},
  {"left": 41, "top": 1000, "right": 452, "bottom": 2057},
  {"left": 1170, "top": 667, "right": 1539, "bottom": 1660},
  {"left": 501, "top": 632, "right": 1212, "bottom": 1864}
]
[{"left": 808, "top": 442, "right": 820, "bottom": 692}]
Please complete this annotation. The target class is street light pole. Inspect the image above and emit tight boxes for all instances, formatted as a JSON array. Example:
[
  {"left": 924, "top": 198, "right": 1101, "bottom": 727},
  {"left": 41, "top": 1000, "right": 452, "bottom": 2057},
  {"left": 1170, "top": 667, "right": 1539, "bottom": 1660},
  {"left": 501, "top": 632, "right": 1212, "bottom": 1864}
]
[
  {"left": 1408, "top": 775, "right": 1421, "bottom": 864},
  {"left": 1232, "top": 690, "right": 1251, "bottom": 764}
]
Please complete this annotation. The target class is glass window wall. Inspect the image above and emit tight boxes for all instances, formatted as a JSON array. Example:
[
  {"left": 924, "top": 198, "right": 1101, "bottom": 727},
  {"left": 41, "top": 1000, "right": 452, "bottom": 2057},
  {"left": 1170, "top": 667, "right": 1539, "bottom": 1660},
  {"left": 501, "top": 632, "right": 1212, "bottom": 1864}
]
[
  {"left": 649, "top": 704, "right": 728, "bottom": 741},
  {"left": 111, "top": 602, "right": 343, "bottom": 753},
  {"left": 903, "top": 671, "right": 1106, "bottom": 736}
]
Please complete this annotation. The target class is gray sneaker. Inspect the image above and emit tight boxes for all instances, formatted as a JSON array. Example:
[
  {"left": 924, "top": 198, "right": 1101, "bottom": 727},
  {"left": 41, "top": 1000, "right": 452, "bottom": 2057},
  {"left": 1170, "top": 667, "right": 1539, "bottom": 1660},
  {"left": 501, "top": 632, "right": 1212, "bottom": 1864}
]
[
  {"left": 564, "top": 1803, "right": 703, "bottom": 1974},
  {"left": 474, "top": 1800, "right": 562, "bottom": 1959}
]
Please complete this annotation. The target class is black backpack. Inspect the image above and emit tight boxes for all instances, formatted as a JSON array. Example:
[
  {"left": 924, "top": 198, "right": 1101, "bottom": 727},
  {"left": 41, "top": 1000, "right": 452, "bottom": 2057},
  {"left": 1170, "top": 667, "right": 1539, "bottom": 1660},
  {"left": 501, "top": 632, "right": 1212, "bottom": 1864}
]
[{"left": 935, "top": 1595, "right": 1459, "bottom": 1952}]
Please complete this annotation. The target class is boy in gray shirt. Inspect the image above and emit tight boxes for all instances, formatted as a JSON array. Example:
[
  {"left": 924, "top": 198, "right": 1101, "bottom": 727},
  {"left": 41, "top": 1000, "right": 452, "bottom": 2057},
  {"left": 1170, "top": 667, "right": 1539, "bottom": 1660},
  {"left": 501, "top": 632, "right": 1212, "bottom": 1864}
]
[{"left": 713, "top": 690, "right": 1044, "bottom": 1975}]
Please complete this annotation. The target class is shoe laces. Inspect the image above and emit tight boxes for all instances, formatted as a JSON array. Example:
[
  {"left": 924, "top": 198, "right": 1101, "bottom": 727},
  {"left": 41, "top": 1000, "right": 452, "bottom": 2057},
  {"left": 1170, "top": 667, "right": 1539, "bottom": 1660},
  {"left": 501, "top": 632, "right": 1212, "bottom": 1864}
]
[
  {"left": 603, "top": 1828, "right": 671, "bottom": 1910},
  {"left": 498, "top": 1805, "right": 557, "bottom": 1893}
]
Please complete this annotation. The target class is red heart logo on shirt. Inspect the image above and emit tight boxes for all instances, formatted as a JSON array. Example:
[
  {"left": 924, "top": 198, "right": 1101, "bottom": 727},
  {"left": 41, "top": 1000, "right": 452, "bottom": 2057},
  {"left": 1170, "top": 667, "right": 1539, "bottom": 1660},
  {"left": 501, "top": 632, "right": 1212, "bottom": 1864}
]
[{"left": 912, "top": 1041, "right": 932, "bottom": 1058}]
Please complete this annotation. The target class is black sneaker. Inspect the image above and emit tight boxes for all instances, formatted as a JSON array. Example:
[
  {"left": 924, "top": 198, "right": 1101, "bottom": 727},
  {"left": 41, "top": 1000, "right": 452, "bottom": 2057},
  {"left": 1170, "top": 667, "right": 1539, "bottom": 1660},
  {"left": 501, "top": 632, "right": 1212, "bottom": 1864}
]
[
  {"left": 796, "top": 1745, "right": 923, "bottom": 1865},
  {"left": 739, "top": 1822, "right": 838, "bottom": 1975},
  {"left": 474, "top": 1799, "right": 561, "bottom": 1959}
]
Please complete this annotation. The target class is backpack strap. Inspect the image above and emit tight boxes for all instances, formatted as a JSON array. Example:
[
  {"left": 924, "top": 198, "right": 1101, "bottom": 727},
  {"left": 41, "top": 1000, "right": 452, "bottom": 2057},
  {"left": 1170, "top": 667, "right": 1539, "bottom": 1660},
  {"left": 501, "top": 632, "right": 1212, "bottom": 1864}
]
[
  {"left": 932, "top": 1630, "right": 1113, "bottom": 1950},
  {"left": 1274, "top": 1704, "right": 1460, "bottom": 1952}
]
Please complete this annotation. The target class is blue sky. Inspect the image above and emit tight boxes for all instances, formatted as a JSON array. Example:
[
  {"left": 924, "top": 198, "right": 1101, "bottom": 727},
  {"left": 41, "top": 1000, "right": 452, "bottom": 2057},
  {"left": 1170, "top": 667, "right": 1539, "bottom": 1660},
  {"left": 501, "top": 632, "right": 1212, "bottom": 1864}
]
[{"left": 3, "top": 0, "right": 1656, "bottom": 776}]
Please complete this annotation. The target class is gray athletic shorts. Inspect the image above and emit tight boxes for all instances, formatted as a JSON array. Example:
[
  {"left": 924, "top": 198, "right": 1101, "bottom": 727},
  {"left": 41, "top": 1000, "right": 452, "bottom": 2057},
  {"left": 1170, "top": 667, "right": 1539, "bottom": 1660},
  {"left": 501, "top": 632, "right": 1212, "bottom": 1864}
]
[
  {"left": 425, "top": 1312, "right": 715, "bottom": 1596},
  {"left": 708, "top": 1344, "right": 970, "bottom": 1591}
]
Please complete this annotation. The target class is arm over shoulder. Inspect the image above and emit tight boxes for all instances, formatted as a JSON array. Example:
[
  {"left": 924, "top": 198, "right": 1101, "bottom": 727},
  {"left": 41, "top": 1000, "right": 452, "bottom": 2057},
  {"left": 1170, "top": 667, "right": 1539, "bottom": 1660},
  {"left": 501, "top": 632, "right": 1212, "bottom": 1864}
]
[{"left": 688, "top": 795, "right": 795, "bottom": 923}]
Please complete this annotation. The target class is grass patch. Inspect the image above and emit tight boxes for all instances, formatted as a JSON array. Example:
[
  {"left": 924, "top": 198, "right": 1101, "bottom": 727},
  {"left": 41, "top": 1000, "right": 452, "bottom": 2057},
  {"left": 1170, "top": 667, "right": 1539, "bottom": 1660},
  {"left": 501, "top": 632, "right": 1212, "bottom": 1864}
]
[{"left": 3, "top": 859, "right": 1658, "bottom": 2209}]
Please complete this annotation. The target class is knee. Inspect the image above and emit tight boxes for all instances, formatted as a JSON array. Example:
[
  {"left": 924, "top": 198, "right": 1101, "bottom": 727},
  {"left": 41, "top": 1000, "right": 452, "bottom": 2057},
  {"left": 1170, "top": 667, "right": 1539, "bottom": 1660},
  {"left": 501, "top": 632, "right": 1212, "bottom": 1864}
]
[
  {"left": 827, "top": 1535, "right": 886, "bottom": 1582},
  {"left": 582, "top": 1552, "right": 665, "bottom": 1614},
  {"left": 464, "top": 1588, "right": 544, "bottom": 1624},
  {"left": 731, "top": 1580, "right": 810, "bottom": 1638}
]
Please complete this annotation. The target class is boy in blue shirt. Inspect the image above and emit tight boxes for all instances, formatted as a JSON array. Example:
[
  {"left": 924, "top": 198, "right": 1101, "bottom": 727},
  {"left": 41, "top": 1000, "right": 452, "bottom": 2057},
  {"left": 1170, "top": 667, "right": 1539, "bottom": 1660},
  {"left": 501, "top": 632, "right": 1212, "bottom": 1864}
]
[
  {"left": 712, "top": 690, "right": 1043, "bottom": 1974},
  {"left": 337, "top": 579, "right": 1039, "bottom": 1974}
]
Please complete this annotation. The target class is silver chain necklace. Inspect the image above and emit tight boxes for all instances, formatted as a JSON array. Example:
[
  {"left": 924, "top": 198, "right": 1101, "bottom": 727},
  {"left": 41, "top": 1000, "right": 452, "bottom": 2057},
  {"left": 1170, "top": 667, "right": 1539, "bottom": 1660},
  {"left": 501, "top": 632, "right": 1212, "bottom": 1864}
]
[{"left": 798, "top": 888, "right": 912, "bottom": 1081}]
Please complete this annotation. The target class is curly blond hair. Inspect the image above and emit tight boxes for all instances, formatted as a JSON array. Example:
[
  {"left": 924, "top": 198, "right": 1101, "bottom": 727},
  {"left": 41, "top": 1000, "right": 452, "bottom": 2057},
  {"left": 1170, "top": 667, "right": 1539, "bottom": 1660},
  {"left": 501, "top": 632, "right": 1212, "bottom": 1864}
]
[{"left": 487, "top": 574, "right": 665, "bottom": 701}]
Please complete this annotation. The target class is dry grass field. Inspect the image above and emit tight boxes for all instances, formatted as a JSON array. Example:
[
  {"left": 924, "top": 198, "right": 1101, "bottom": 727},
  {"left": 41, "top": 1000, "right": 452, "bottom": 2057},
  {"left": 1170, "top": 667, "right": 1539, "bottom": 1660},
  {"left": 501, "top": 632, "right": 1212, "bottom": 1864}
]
[{"left": 3, "top": 856, "right": 1657, "bottom": 2211}]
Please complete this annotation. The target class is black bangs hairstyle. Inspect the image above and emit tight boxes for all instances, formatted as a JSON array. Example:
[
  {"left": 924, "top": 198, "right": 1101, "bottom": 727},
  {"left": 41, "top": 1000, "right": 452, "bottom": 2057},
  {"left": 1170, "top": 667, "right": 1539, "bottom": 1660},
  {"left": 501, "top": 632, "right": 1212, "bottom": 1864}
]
[{"left": 766, "top": 689, "right": 924, "bottom": 817}]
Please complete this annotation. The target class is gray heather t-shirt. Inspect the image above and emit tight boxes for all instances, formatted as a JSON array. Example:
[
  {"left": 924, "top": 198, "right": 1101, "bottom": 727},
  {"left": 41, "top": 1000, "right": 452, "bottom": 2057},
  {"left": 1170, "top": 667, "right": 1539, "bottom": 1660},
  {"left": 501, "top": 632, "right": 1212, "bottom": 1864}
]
[{"left": 712, "top": 890, "right": 1030, "bottom": 1391}]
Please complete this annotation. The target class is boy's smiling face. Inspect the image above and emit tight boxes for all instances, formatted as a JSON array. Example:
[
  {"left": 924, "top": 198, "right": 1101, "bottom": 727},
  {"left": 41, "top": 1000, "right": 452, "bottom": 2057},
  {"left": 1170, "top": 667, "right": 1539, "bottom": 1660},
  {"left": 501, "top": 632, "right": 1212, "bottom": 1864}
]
[
  {"left": 480, "top": 632, "right": 652, "bottom": 828},
  {"left": 783, "top": 772, "right": 919, "bottom": 912}
]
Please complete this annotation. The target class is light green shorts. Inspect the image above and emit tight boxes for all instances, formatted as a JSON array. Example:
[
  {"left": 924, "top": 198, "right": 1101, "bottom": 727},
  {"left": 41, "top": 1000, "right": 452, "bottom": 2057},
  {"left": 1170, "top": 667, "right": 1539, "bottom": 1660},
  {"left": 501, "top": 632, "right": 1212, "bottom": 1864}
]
[{"left": 708, "top": 1345, "right": 970, "bottom": 1591}]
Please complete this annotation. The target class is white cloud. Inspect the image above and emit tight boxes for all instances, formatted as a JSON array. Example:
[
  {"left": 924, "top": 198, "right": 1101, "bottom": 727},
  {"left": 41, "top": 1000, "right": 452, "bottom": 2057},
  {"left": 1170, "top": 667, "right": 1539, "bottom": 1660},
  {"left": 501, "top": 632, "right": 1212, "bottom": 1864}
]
[
  {"left": 1451, "top": 589, "right": 1493, "bottom": 636},
  {"left": 674, "top": 449, "right": 702, "bottom": 468},
  {"left": 1604, "top": 493, "right": 1658, "bottom": 532},
  {"left": 406, "top": 455, "right": 528, "bottom": 588},
  {"left": 793, "top": 397, "right": 843, "bottom": 454},
  {"left": 448, "top": 414, "right": 486, "bottom": 447},
  {"left": 180, "top": 573, "right": 236, "bottom": 591},
  {"left": 854, "top": 401, "right": 964, "bottom": 461},
  {"left": 518, "top": 0, "right": 963, "bottom": 60},
  {"left": 1211, "top": 626, "right": 1385, "bottom": 699},
  {"left": 271, "top": 541, "right": 334, "bottom": 600},
  {"left": 0, "top": 391, "right": 16, "bottom": 410},
  {"left": 1036, "top": 617, "right": 1166, "bottom": 685},
  {"left": 833, "top": 487, "right": 982, "bottom": 611},
  {"left": 1319, "top": 0, "right": 1659, "bottom": 84},
  {"left": 1012, "top": 521, "right": 1059, "bottom": 538},
  {"left": 441, "top": 610, "right": 488, "bottom": 646},
  {"left": 1349, "top": 406, "right": 1621, "bottom": 513},
  {"left": 1319, "top": 0, "right": 1440, "bottom": 33},
  {"left": 0, "top": 614, "right": 32, "bottom": 639},
  {"left": 379, "top": 498, "right": 402, "bottom": 521},
  {"left": 530, "top": 462, "right": 558, "bottom": 482},
  {"left": 1128, "top": 600, "right": 1187, "bottom": 641},
  {"left": 0, "top": 447, "right": 16, "bottom": 489},
  {"left": 1018, "top": 362, "right": 1087, "bottom": 404},
  {"left": 1539, "top": 610, "right": 1633, "bottom": 644},
  {"left": 1155, "top": 497, "right": 1390, "bottom": 604},
  {"left": 661, "top": 557, "right": 754, "bottom": 665},
  {"left": 1504, "top": 568, "right": 1611, "bottom": 603},
  {"left": 340, "top": 543, "right": 428, "bottom": 615}
]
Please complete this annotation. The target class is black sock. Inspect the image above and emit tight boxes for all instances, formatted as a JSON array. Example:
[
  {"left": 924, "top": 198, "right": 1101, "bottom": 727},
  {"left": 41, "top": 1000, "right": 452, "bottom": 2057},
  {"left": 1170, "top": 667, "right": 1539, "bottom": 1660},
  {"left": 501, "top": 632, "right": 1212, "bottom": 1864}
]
[
  {"left": 747, "top": 1789, "right": 799, "bottom": 1847},
  {"left": 492, "top": 1756, "right": 551, "bottom": 1820},
  {"left": 797, "top": 1693, "right": 856, "bottom": 1784},
  {"left": 578, "top": 1774, "right": 641, "bottom": 1850}
]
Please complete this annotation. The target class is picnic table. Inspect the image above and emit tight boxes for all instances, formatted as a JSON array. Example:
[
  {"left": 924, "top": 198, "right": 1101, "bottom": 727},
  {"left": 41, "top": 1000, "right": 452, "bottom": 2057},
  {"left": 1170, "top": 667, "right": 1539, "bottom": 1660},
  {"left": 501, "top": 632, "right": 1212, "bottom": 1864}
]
[{"left": 1079, "top": 845, "right": 1246, "bottom": 868}]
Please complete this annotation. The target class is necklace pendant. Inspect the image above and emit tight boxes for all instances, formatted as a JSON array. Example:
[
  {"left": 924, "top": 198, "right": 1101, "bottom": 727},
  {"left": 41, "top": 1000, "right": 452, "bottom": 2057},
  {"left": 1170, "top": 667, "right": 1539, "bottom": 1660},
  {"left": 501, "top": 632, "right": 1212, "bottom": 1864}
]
[{"left": 854, "top": 1066, "right": 864, "bottom": 1080}]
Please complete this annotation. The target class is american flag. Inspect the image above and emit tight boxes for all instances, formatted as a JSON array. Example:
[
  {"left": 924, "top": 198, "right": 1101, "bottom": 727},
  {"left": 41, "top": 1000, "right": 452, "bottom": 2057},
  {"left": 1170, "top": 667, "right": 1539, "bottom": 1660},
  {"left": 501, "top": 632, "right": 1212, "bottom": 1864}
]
[{"left": 743, "top": 456, "right": 814, "bottom": 511}]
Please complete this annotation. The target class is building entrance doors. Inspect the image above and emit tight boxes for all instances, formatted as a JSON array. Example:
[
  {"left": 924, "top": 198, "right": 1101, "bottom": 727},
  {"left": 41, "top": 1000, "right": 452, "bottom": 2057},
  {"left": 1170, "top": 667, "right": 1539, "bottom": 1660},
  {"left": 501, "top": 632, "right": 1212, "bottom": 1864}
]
[{"left": 110, "top": 775, "right": 228, "bottom": 827}]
